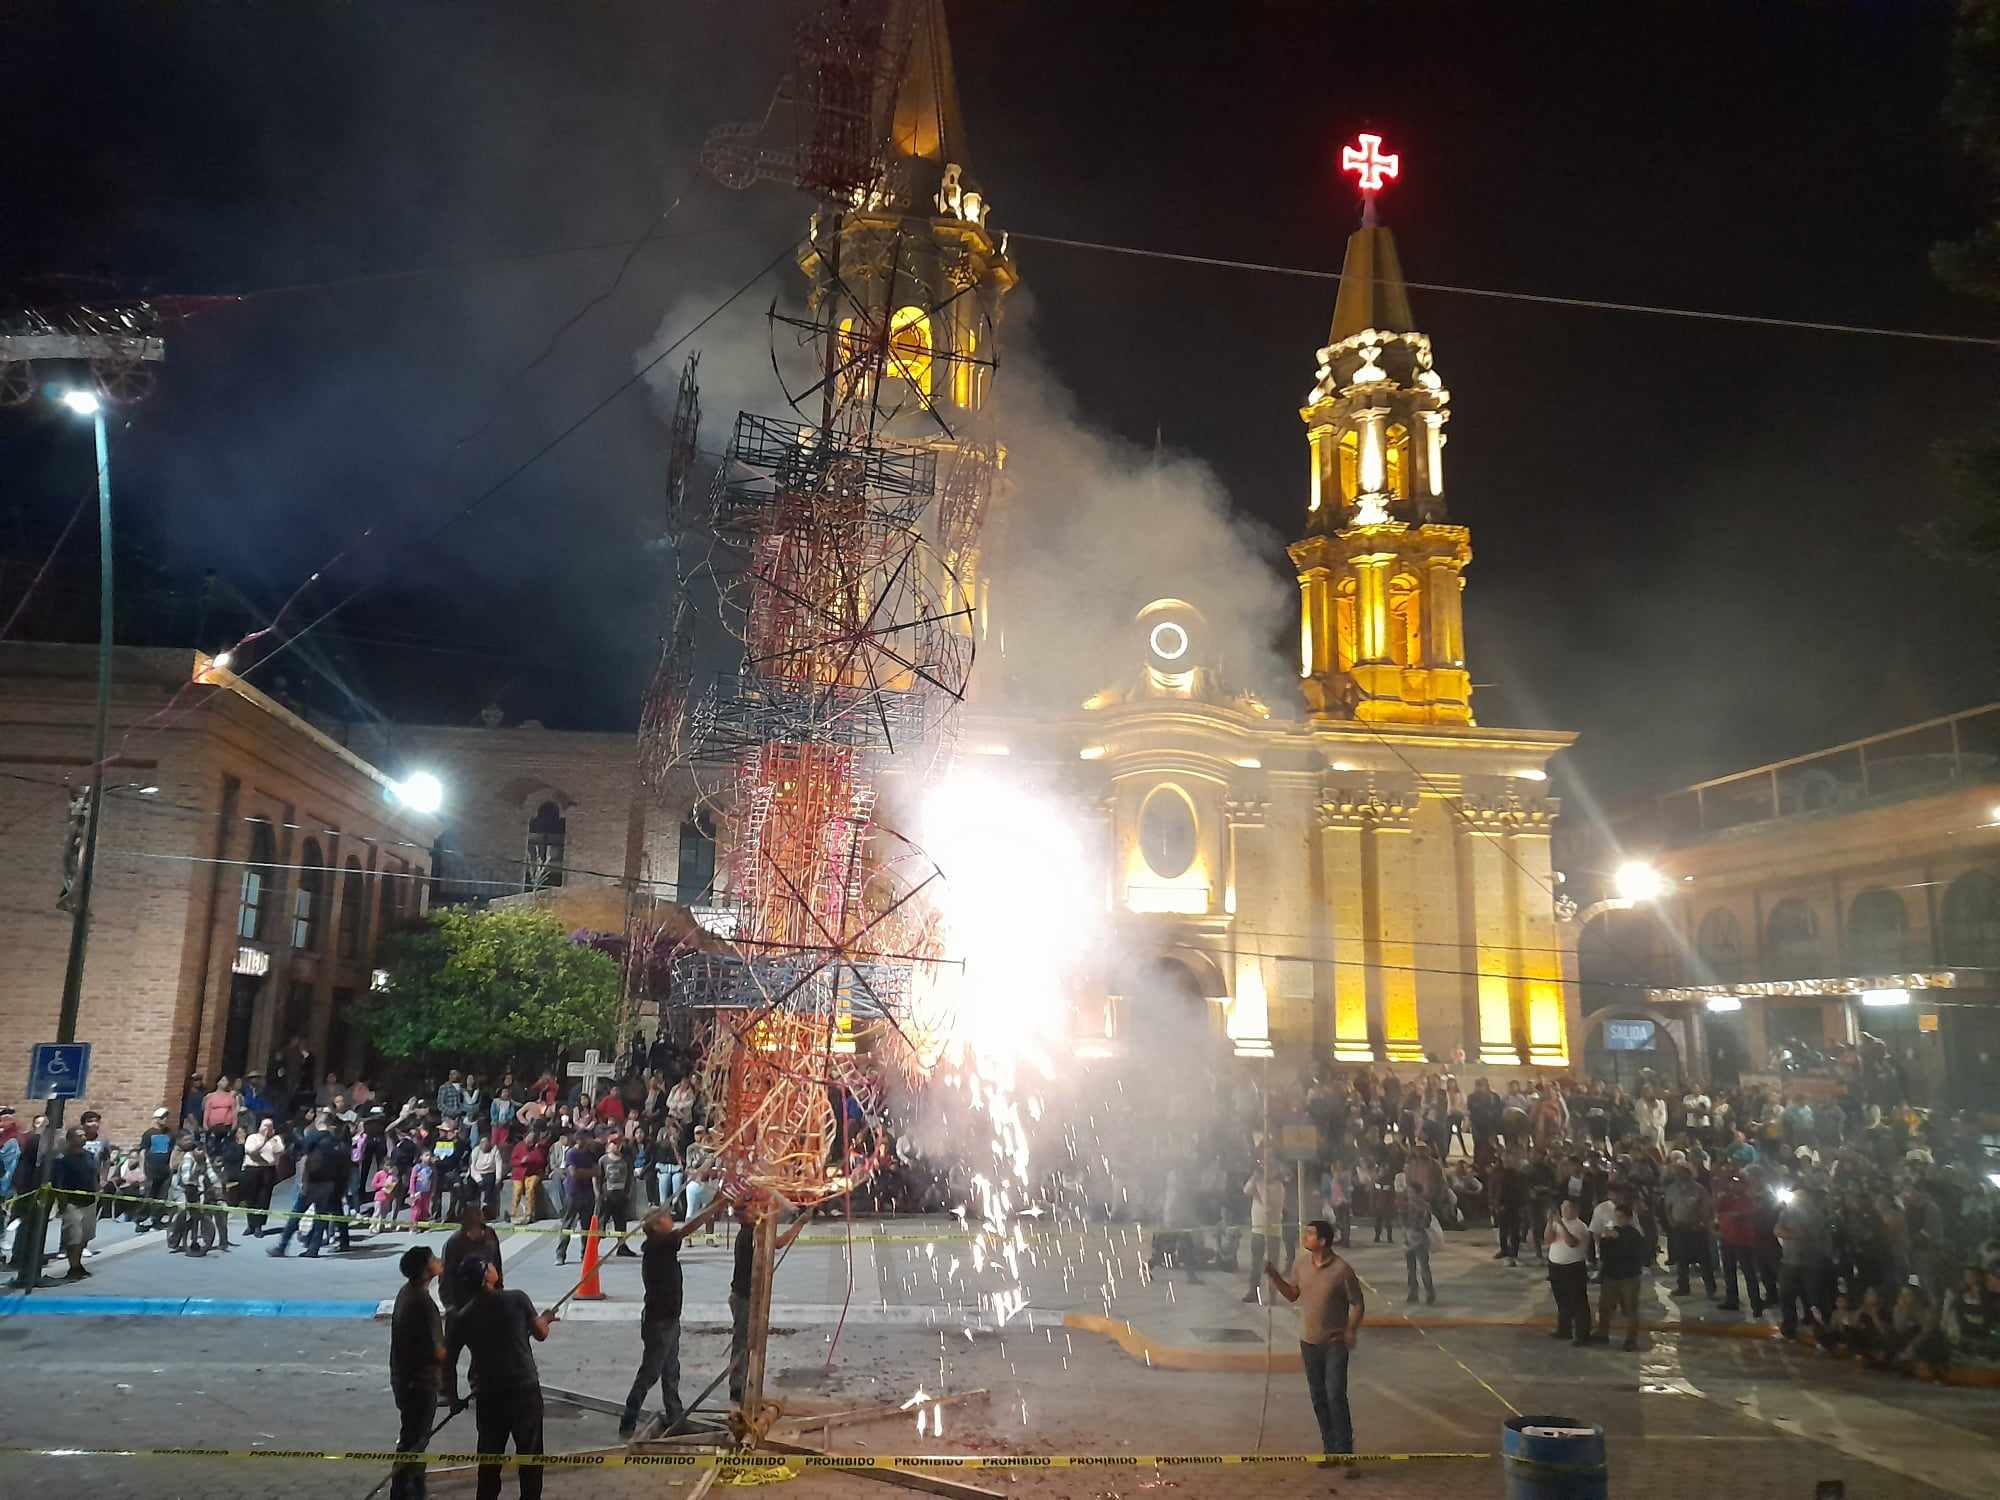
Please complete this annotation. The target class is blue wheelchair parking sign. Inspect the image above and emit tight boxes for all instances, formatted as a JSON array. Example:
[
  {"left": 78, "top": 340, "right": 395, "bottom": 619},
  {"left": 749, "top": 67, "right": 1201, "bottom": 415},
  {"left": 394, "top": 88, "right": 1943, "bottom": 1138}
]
[{"left": 27, "top": 1042, "right": 91, "bottom": 1101}]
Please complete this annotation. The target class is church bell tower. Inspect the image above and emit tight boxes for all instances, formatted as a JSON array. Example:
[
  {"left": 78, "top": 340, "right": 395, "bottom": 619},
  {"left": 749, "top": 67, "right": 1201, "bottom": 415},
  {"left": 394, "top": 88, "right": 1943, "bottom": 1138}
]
[{"left": 1289, "top": 135, "right": 1472, "bottom": 727}]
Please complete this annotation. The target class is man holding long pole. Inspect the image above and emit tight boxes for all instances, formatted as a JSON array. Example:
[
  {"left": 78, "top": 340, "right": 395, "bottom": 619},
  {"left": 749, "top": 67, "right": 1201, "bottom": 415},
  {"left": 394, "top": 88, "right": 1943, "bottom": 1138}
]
[
  {"left": 618, "top": 1191, "right": 734, "bottom": 1440},
  {"left": 444, "top": 1258, "right": 560, "bottom": 1500}
]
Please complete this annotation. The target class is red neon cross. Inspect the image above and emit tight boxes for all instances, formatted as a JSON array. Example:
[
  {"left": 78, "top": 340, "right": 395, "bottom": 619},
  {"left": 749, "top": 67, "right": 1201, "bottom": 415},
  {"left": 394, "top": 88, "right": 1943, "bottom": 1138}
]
[{"left": 1341, "top": 133, "right": 1400, "bottom": 194}]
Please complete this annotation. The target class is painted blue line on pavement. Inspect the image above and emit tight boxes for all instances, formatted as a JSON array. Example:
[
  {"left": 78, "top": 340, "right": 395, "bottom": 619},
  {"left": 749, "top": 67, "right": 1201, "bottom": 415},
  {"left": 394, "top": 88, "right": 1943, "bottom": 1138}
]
[{"left": 0, "top": 1295, "right": 379, "bottom": 1318}]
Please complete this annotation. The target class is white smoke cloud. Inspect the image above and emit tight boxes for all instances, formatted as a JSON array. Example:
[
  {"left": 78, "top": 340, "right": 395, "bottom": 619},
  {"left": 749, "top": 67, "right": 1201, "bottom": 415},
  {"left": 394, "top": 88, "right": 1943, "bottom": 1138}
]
[{"left": 984, "top": 295, "right": 1296, "bottom": 712}]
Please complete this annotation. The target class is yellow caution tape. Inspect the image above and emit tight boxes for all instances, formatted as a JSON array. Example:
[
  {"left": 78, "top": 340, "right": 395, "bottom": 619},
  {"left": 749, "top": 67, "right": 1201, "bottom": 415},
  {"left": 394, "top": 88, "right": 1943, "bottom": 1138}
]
[
  {"left": 34, "top": 1186, "right": 1264, "bottom": 1246},
  {"left": 0, "top": 1446, "right": 1490, "bottom": 1469}
]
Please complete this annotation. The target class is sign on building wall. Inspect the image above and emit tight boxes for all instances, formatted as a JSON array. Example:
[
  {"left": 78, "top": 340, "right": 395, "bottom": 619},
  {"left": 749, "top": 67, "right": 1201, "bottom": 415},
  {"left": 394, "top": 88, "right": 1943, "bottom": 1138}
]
[{"left": 1603, "top": 1019, "right": 1657, "bottom": 1052}]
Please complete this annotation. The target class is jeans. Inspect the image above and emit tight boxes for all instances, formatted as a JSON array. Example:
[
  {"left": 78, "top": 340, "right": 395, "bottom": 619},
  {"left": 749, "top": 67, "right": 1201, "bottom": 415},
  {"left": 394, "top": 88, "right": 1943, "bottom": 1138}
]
[
  {"left": 621, "top": 1315, "right": 683, "bottom": 1429},
  {"left": 1597, "top": 1275, "right": 1641, "bottom": 1345},
  {"left": 1299, "top": 1339, "right": 1353, "bottom": 1455},
  {"left": 657, "top": 1165, "right": 683, "bottom": 1209},
  {"left": 1405, "top": 1239, "right": 1434, "bottom": 1300},
  {"left": 1720, "top": 1244, "right": 1762, "bottom": 1311},
  {"left": 1779, "top": 1263, "right": 1833, "bottom": 1336},
  {"left": 1670, "top": 1229, "right": 1714, "bottom": 1295},
  {"left": 144, "top": 1165, "right": 173, "bottom": 1228},
  {"left": 1497, "top": 1202, "right": 1526, "bottom": 1259},
  {"left": 473, "top": 1386, "right": 543, "bottom": 1500},
  {"left": 729, "top": 1290, "right": 750, "bottom": 1401},
  {"left": 390, "top": 1382, "right": 438, "bottom": 1500},
  {"left": 555, "top": 1191, "right": 597, "bottom": 1259},
  {"left": 1549, "top": 1259, "right": 1591, "bottom": 1340},
  {"left": 273, "top": 1183, "right": 314, "bottom": 1250}
]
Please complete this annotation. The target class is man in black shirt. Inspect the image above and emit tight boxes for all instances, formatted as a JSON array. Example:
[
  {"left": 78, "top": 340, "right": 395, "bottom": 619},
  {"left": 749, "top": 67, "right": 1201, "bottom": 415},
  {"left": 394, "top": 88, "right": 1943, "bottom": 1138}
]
[
  {"left": 727, "top": 1204, "right": 819, "bottom": 1404},
  {"left": 389, "top": 1245, "right": 445, "bottom": 1500},
  {"left": 442, "top": 1202, "right": 505, "bottom": 1314},
  {"left": 1593, "top": 1203, "right": 1647, "bottom": 1350},
  {"left": 617, "top": 1192, "right": 733, "bottom": 1439},
  {"left": 444, "top": 1258, "right": 559, "bottom": 1500}
]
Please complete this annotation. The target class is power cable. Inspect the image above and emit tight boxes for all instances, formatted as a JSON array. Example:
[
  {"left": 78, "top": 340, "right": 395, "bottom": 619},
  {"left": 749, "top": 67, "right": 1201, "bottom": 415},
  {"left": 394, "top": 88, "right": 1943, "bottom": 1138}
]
[{"left": 1010, "top": 231, "right": 2000, "bottom": 348}]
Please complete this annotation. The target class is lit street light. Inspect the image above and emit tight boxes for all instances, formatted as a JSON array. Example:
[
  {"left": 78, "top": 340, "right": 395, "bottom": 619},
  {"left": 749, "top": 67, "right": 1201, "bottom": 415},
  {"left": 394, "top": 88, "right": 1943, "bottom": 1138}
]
[
  {"left": 394, "top": 770, "right": 445, "bottom": 815},
  {"left": 1613, "top": 859, "right": 1666, "bottom": 904},
  {"left": 13, "top": 386, "right": 115, "bottom": 1289}
]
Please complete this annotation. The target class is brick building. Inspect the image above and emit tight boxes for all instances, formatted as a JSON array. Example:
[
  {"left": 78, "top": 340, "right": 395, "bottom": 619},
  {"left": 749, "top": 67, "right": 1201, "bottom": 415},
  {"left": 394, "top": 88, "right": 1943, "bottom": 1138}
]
[
  {"left": 0, "top": 644, "right": 438, "bottom": 1137},
  {"left": 341, "top": 714, "right": 708, "bottom": 937}
]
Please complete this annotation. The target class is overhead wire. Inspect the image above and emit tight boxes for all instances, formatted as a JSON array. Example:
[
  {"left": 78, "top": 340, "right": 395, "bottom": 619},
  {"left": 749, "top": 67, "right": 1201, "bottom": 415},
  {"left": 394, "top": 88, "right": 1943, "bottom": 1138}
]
[{"left": 1009, "top": 230, "right": 2000, "bottom": 348}]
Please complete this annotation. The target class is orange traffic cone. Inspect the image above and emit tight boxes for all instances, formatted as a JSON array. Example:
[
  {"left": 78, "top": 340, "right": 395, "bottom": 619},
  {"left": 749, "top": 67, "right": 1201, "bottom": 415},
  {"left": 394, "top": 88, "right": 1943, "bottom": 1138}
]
[{"left": 574, "top": 1213, "right": 606, "bottom": 1301}]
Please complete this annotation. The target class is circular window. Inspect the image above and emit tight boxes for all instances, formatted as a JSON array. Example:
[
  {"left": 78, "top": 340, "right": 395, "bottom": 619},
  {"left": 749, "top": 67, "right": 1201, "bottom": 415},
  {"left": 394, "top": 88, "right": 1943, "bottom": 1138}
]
[
  {"left": 1149, "top": 620, "right": 1189, "bottom": 662},
  {"left": 1139, "top": 785, "right": 1198, "bottom": 880}
]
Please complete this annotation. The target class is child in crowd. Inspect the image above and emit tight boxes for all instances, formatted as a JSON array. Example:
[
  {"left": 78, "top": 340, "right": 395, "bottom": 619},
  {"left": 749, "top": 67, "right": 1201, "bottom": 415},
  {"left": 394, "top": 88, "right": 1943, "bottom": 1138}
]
[
  {"left": 1819, "top": 1292, "right": 1870, "bottom": 1359},
  {"left": 406, "top": 1154, "right": 435, "bottom": 1226},
  {"left": 370, "top": 1163, "right": 400, "bottom": 1230}
]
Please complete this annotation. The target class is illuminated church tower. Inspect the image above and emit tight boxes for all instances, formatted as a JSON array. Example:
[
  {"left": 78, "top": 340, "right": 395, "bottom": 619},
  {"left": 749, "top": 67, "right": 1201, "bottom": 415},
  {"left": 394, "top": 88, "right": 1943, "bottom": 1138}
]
[
  {"left": 1290, "top": 135, "right": 1472, "bottom": 727},
  {"left": 794, "top": 0, "right": 1017, "bottom": 658}
]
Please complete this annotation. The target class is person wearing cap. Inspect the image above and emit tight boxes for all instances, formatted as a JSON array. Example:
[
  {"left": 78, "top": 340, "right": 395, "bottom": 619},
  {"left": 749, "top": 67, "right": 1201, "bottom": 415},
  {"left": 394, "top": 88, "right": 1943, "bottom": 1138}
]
[
  {"left": 389, "top": 1244, "right": 445, "bottom": 1500},
  {"left": 617, "top": 1190, "right": 735, "bottom": 1440},
  {"left": 444, "top": 1256, "right": 558, "bottom": 1500},
  {"left": 138, "top": 1107, "right": 177, "bottom": 1231}
]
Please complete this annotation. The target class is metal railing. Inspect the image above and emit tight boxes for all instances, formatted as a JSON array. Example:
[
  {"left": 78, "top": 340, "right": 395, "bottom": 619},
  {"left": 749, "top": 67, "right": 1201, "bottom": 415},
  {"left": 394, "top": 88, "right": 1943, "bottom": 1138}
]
[{"left": 1658, "top": 703, "right": 2000, "bottom": 842}]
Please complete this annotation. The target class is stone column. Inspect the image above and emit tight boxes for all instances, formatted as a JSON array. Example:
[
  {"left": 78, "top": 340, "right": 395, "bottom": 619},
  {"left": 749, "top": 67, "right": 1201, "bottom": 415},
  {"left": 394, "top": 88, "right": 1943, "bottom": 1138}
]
[
  {"left": 1460, "top": 800, "right": 1522, "bottom": 1065},
  {"left": 1367, "top": 791, "right": 1424, "bottom": 1063},
  {"left": 1317, "top": 789, "right": 1374, "bottom": 1063},
  {"left": 1504, "top": 800, "right": 1568, "bottom": 1068},
  {"left": 1420, "top": 410, "right": 1446, "bottom": 498},
  {"left": 1353, "top": 553, "right": 1393, "bottom": 664}
]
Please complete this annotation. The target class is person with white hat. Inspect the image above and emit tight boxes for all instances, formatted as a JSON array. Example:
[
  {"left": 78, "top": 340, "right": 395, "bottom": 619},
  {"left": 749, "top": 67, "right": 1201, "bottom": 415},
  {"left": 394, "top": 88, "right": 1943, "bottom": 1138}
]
[{"left": 137, "top": 1108, "right": 176, "bottom": 1231}]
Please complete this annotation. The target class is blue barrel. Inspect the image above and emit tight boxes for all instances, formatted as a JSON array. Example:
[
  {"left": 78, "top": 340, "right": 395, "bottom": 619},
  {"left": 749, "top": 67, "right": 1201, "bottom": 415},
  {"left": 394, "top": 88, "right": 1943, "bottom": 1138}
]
[{"left": 1501, "top": 1414, "right": 1607, "bottom": 1500}]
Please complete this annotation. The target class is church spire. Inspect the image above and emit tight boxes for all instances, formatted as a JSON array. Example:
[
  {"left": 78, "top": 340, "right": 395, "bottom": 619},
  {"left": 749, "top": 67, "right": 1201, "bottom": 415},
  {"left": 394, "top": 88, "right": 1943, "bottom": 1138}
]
[
  {"left": 877, "top": 0, "right": 969, "bottom": 171},
  {"left": 1289, "top": 135, "right": 1472, "bottom": 728}
]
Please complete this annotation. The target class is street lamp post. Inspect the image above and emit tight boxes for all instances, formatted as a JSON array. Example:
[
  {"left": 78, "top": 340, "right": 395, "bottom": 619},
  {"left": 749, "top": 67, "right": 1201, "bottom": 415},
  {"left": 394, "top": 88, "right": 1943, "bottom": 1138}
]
[{"left": 12, "top": 390, "right": 113, "bottom": 1290}]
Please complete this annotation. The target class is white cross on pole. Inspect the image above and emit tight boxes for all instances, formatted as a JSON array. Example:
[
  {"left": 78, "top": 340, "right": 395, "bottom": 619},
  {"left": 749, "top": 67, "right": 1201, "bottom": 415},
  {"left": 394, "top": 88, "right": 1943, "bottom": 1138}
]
[{"left": 566, "top": 1047, "right": 615, "bottom": 1098}]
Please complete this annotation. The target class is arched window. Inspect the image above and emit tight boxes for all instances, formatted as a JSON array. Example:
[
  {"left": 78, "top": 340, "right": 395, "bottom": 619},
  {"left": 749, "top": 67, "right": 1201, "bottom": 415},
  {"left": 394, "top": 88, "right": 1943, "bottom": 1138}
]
[
  {"left": 1846, "top": 887, "right": 1908, "bottom": 973},
  {"left": 1335, "top": 577, "right": 1358, "bottom": 671},
  {"left": 1387, "top": 574, "right": 1422, "bottom": 666},
  {"left": 1337, "top": 429, "right": 1359, "bottom": 501},
  {"left": 1764, "top": 898, "right": 1822, "bottom": 979},
  {"left": 678, "top": 809, "right": 717, "bottom": 905},
  {"left": 238, "top": 819, "right": 276, "bottom": 941},
  {"left": 1940, "top": 870, "right": 2000, "bottom": 969},
  {"left": 292, "top": 838, "right": 324, "bottom": 951},
  {"left": 1138, "top": 785, "right": 1198, "bottom": 880},
  {"left": 1696, "top": 908, "right": 1744, "bottom": 982},
  {"left": 526, "top": 800, "right": 566, "bottom": 890},
  {"left": 337, "top": 856, "right": 366, "bottom": 960},
  {"left": 1384, "top": 422, "right": 1410, "bottom": 499},
  {"left": 887, "top": 305, "right": 933, "bottom": 395}
]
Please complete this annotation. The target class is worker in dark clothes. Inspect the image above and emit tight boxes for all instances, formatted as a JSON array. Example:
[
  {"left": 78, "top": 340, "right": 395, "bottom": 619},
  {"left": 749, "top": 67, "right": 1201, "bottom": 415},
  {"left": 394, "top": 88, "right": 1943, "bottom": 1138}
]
[
  {"left": 444, "top": 1257, "right": 559, "bottom": 1500},
  {"left": 390, "top": 1245, "right": 445, "bottom": 1500},
  {"left": 728, "top": 1203, "right": 819, "bottom": 1404},
  {"left": 441, "top": 1201, "right": 505, "bottom": 1312},
  {"left": 617, "top": 1191, "right": 734, "bottom": 1440}
]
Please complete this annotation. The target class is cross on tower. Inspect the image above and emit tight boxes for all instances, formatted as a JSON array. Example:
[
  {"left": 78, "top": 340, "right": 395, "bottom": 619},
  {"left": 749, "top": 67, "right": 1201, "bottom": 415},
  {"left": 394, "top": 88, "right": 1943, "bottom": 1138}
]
[
  {"left": 1341, "top": 133, "right": 1400, "bottom": 195},
  {"left": 566, "top": 1047, "right": 615, "bottom": 1099}
]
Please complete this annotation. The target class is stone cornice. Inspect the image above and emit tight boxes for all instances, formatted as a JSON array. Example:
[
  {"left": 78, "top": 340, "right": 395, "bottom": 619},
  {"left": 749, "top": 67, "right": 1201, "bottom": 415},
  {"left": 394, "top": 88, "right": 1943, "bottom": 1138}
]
[{"left": 1317, "top": 784, "right": 1417, "bottom": 831}]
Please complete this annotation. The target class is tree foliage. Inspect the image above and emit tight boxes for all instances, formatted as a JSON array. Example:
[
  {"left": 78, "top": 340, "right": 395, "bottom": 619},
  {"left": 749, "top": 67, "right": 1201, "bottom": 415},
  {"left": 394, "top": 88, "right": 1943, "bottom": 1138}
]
[{"left": 359, "top": 906, "right": 621, "bottom": 1065}]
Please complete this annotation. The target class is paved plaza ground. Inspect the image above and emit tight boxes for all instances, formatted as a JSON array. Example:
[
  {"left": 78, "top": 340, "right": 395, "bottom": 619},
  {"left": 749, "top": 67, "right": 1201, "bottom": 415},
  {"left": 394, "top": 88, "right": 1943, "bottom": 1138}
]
[{"left": 3, "top": 1207, "right": 1998, "bottom": 1497}]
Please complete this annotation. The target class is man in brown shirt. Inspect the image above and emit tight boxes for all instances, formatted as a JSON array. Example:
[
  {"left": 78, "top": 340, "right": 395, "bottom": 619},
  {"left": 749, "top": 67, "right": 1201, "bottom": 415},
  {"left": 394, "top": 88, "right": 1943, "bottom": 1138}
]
[{"left": 1266, "top": 1217, "right": 1365, "bottom": 1456}]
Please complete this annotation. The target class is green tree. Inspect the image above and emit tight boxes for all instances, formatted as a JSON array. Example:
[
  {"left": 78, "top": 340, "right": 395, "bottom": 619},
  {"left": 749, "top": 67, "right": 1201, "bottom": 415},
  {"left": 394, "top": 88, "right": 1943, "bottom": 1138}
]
[
  {"left": 359, "top": 906, "right": 620, "bottom": 1067},
  {"left": 1922, "top": 0, "right": 2000, "bottom": 570}
]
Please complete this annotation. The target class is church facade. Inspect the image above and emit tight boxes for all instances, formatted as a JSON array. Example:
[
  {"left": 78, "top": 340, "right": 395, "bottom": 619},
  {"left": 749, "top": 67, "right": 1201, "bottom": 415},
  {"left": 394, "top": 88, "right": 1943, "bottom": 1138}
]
[{"left": 969, "top": 170, "right": 1581, "bottom": 1075}]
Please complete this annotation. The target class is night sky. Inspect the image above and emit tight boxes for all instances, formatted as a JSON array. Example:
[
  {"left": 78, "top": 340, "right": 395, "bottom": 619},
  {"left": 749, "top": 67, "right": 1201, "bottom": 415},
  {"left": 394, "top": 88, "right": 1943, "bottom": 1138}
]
[{"left": 3, "top": 1, "right": 1996, "bottom": 818}]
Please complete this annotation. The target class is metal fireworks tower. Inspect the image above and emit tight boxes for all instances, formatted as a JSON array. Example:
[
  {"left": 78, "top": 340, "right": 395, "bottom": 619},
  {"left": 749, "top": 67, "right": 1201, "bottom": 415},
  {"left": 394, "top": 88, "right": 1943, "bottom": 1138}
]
[{"left": 641, "top": 0, "right": 1015, "bottom": 1234}]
